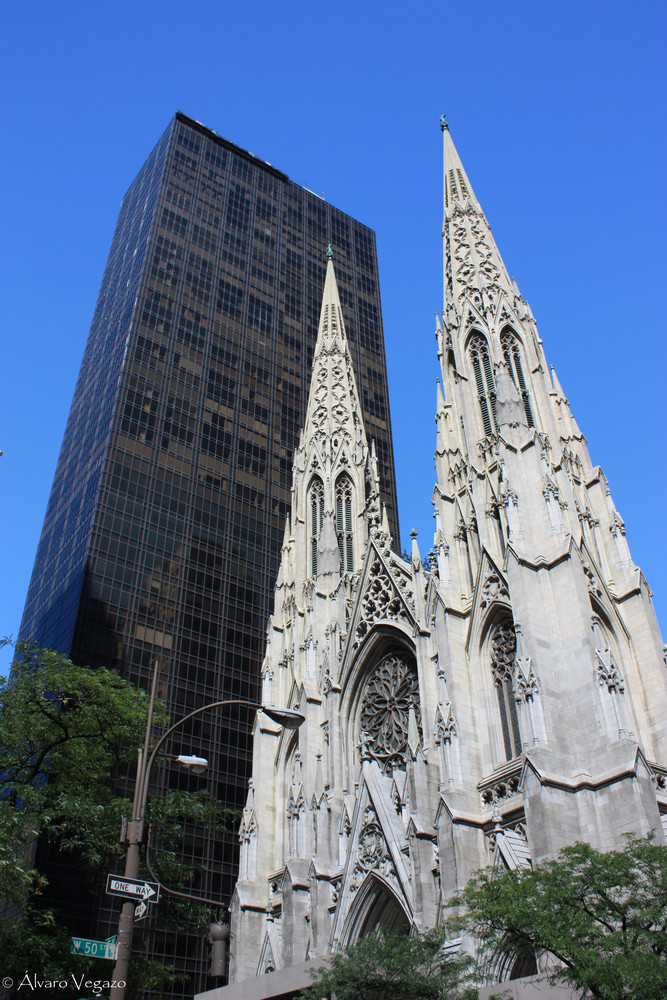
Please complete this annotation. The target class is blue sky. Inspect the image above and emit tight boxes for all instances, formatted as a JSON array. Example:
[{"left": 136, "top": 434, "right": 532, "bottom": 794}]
[{"left": 1, "top": 0, "right": 665, "bottom": 676}]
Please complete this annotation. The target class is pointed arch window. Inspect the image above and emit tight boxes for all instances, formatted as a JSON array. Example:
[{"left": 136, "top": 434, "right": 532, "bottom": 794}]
[
  {"left": 590, "top": 610, "right": 632, "bottom": 740},
  {"left": 469, "top": 333, "right": 496, "bottom": 436},
  {"left": 500, "top": 329, "right": 534, "bottom": 427},
  {"left": 335, "top": 475, "right": 354, "bottom": 572},
  {"left": 309, "top": 477, "right": 324, "bottom": 576},
  {"left": 490, "top": 621, "right": 522, "bottom": 760}
]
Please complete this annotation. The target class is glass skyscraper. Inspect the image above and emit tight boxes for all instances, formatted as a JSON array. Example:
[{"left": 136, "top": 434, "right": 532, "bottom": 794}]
[{"left": 18, "top": 112, "right": 398, "bottom": 996}]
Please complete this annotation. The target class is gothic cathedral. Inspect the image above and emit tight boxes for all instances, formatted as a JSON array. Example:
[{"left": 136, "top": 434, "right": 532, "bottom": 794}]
[{"left": 214, "top": 122, "right": 667, "bottom": 997}]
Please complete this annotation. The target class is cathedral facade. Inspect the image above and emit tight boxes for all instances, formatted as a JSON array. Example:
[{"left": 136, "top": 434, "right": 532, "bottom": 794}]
[{"left": 203, "top": 123, "right": 667, "bottom": 999}]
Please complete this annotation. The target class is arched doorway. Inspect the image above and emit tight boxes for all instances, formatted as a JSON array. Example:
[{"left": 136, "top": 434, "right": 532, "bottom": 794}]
[{"left": 341, "top": 872, "right": 410, "bottom": 946}]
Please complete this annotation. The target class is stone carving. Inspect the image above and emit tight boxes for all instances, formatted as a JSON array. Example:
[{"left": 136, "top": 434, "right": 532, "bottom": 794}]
[
  {"left": 359, "top": 652, "right": 421, "bottom": 772},
  {"left": 490, "top": 622, "right": 517, "bottom": 686},
  {"left": 286, "top": 786, "right": 305, "bottom": 818},
  {"left": 515, "top": 661, "right": 539, "bottom": 702},
  {"left": 649, "top": 763, "right": 667, "bottom": 791},
  {"left": 583, "top": 564, "right": 604, "bottom": 600},
  {"left": 321, "top": 662, "right": 333, "bottom": 695},
  {"left": 353, "top": 559, "right": 413, "bottom": 648},
  {"left": 594, "top": 647, "right": 624, "bottom": 694},
  {"left": 480, "top": 572, "right": 510, "bottom": 610},
  {"left": 308, "top": 346, "right": 354, "bottom": 447},
  {"left": 287, "top": 752, "right": 305, "bottom": 818},
  {"left": 435, "top": 703, "right": 457, "bottom": 745},
  {"left": 449, "top": 204, "right": 502, "bottom": 314},
  {"left": 349, "top": 805, "right": 397, "bottom": 892},
  {"left": 609, "top": 509, "right": 626, "bottom": 537},
  {"left": 486, "top": 817, "right": 528, "bottom": 854},
  {"left": 239, "top": 780, "right": 258, "bottom": 844},
  {"left": 330, "top": 874, "right": 342, "bottom": 904},
  {"left": 478, "top": 761, "right": 523, "bottom": 807},
  {"left": 470, "top": 216, "right": 501, "bottom": 284},
  {"left": 282, "top": 592, "right": 296, "bottom": 625},
  {"left": 269, "top": 870, "right": 285, "bottom": 895}
]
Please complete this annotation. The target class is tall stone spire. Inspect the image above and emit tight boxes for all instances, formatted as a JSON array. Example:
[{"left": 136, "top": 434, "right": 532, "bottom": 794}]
[{"left": 441, "top": 117, "right": 515, "bottom": 322}]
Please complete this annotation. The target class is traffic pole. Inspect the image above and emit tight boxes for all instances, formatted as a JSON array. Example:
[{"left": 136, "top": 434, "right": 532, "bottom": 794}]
[{"left": 110, "top": 663, "right": 160, "bottom": 1000}]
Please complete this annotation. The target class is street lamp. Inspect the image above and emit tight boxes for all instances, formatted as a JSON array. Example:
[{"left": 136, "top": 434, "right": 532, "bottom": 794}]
[
  {"left": 174, "top": 754, "right": 209, "bottom": 773},
  {"left": 109, "top": 663, "right": 304, "bottom": 1000}
]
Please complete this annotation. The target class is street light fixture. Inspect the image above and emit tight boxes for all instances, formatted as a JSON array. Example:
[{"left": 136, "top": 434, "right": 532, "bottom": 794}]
[
  {"left": 109, "top": 662, "right": 304, "bottom": 1000},
  {"left": 174, "top": 754, "right": 209, "bottom": 774}
]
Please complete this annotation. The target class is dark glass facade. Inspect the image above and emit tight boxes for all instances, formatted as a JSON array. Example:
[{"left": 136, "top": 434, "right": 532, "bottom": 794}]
[{"left": 18, "top": 113, "right": 398, "bottom": 996}]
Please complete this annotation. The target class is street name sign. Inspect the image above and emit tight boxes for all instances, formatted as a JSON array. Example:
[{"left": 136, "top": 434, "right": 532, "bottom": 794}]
[
  {"left": 71, "top": 936, "right": 117, "bottom": 960},
  {"left": 105, "top": 874, "right": 160, "bottom": 902}
]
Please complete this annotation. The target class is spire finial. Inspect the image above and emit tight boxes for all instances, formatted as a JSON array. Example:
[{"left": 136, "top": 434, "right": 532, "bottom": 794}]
[
  {"left": 326, "top": 243, "right": 333, "bottom": 260},
  {"left": 440, "top": 113, "right": 449, "bottom": 132}
]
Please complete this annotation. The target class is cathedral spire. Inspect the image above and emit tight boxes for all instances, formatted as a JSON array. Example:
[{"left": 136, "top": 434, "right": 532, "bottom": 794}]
[
  {"left": 291, "top": 251, "right": 379, "bottom": 588},
  {"left": 301, "top": 254, "right": 366, "bottom": 450},
  {"left": 441, "top": 118, "right": 514, "bottom": 319},
  {"left": 441, "top": 115, "right": 479, "bottom": 214}
]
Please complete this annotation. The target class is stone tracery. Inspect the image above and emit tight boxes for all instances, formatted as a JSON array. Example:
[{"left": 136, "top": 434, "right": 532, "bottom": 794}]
[
  {"left": 359, "top": 651, "right": 421, "bottom": 772},
  {"left": 349, "top": 805, "right": 397, "bottom": 892}
]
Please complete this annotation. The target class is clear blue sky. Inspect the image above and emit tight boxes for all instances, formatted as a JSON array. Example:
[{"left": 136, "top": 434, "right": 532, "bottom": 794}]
[{"left": 1, "top": 0, "right": 665, "bottom": 677}]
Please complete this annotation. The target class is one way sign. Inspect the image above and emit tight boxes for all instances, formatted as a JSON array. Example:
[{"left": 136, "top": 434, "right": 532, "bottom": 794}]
[{"left": 106, "top": 874, "right": 160, "bottom": 903}]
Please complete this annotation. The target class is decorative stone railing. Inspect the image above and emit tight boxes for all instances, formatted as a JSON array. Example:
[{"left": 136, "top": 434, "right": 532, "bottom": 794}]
[{"left": 477, "top": 757, "right": 523, "bottom": 808}]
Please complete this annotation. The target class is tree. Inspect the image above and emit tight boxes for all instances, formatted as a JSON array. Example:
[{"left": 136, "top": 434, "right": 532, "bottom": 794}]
[
  {"left": 300, "top": 927, "right": 478, "bottom": 1000},
  {"left": 0, "top": 641, "right": 230, "bottom": 997},
  {"left": 0, "top": 641, "right": 154, "bottom": 903},
  {"left": 453, "top": 834, "right": 667, "bottom": 1000}
]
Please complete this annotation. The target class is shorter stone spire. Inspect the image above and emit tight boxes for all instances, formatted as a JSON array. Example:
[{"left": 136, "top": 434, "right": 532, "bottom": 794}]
[
  {"left": 301, "top": 255, "right": 366, "bottom": 450},
  {"left": 287, "top": 251, "right": 378, "bottom": 587}
]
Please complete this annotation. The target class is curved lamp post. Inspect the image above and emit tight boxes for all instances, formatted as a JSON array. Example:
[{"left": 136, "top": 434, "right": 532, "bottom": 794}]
[{"left": 109, "top": 679, "right": 304, "bottom": 1000}]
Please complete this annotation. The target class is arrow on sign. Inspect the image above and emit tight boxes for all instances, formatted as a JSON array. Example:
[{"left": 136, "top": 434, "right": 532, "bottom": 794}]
[
  {"left": 134, "top": 901, "right": 148, "bottom": 922},
  {"left": 106, "top": 874, "right": 160, "bottom": 903}
]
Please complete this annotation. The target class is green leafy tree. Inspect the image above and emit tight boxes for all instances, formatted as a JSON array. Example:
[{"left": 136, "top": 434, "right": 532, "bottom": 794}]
[
  {"left": 300, "top": 926, "right": 477, "bottom": 1000},
  {"left": 453, "top": 834, "right": 667, "bottom": 1000},
  {"left": 0, "top": 641, "right": 231, "bottom": 997}
]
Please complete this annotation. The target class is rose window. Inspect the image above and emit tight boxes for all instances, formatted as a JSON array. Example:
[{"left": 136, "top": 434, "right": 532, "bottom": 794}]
[{"left": 359, "top": 652, "right": 420, "bottom": 772}]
